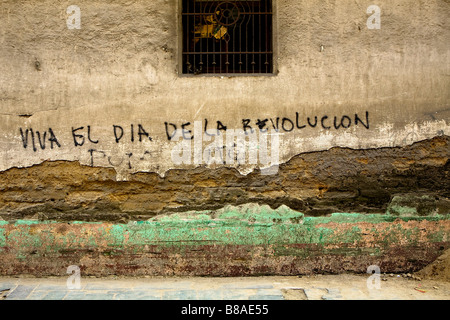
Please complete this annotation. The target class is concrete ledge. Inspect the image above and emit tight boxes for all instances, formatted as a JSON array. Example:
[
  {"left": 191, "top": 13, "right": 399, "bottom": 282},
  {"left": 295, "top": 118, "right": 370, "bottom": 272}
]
[
  {"left": 1, "top": 208, "right": 448, "bottom": 276},
  {"left": 0, "top": 136, "right": 449, "bottom": 221}
]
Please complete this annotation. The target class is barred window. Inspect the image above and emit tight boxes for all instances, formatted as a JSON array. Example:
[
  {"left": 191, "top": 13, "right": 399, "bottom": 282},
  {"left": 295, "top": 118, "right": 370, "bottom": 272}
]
[{"left": 181, "top": 0, "right": 273, "bottom": 75}]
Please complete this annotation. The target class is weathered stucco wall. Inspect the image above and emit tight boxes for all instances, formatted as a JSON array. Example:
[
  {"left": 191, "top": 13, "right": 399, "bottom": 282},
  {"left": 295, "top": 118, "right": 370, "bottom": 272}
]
[
  {"left": 0, "top": 0, "right": 449, "bottom": 178},
  {"left": 0, "top": 1, "right": 449, "bottom": 276}
]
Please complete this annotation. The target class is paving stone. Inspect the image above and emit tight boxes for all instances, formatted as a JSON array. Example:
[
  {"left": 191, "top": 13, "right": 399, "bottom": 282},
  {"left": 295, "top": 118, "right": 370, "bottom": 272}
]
[
  {"left": 1, "top": 275, "right": 447, "bottom": 300},
  {"left": 106, "top": 290, "right": 128, "bottom": 295},
  {"left": 84, "top": 283, "right": 131, "bottom": 290},
  {"left": 115, "top": 291, "right": 161, "bottom": 300},
  {"left": 221, "top": 284, "right": 274, "bottom": 290},
  {"left": 162, "top": 290, "right": 198, "bottom": 300},
  {"left": 303, "top": 287, "right": 328, "bottom": 300},
  {"left": 248, "top": 294, "right": 284, "bottom": 300},
  {"left": 0, "top": 282, "right": 15, "bottom": 292},
  {"left": 221, "top": 290, "right": 253, "bottom": 300},
  {"left": 28, "top": 291, "right": 58, "bottom": 300},
  {"left": 256, "top": 289, "right": 284, "bottom": 295},
  {"left": 196, "top": 289, "right": 224, "bottom": 300},
  {"left": 42, "top": 291, "right": 69, "bottom": 300},
  {"left": 35, "top": 284, "right": 70, "bottom": 291},
  {"left": 367, "top": 289, "right": 385, "bottom": 300},
  {"left": 63, "top": 290, "right": 116, "bottom": 300},
  {"left": 134, "top": 282, "right": 192, "bottom": 290},
  {"left": 322, "top": 288, "right": 344, "bottom": 300},
  {"left": 63, "top": 291, "right": 86, "bottom": 300},
  {"left": 4, "top": 285, "right": 35, "bottom": 300},
  {"left": 81, "top": 293, "right": 116, "bottom": 300},
  {"left": 251, "top": 289, "right": 286, "bottom": 300},
  {"left": 345, "top": 288, "right": 368, "bottom": 300}
]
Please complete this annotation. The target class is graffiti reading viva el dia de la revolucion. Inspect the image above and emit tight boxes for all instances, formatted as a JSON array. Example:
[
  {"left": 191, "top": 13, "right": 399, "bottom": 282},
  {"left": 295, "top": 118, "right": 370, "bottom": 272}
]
[
  {"left": 17, "top": 112, "right": 369, "bottom": 168},
  {"left": 19, "top": 112, "right": 370, "bottom": 149}
]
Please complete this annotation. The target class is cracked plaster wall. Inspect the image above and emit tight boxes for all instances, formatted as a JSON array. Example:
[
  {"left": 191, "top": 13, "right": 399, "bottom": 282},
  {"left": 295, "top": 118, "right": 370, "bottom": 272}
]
[{"left": 0, "top": 0, "right": 448, "bottom": 179}]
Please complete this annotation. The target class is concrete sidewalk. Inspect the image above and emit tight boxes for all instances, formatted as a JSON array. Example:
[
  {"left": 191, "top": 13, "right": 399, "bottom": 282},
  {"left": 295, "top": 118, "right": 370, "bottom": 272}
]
[{"left": 1, "top": 274, "right": 449, "bottom": 300}]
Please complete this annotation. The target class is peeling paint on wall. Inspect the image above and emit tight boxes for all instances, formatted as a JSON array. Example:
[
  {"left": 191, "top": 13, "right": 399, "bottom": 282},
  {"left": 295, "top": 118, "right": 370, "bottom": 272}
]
[
  {"left": 0, "top": 135, "right": 448, "bottom": 221},
  {"left": 0, "top": 206, "right": 448, "bottom": 276},
  {"left": 0, "top": 0, "right": 449, "bottom": 276},
  {"left": 0, "top": 0, "right": 449, "bottom": 177}
]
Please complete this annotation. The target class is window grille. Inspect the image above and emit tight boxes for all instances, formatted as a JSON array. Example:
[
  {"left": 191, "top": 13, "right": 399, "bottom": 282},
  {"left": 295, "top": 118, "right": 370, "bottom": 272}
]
[{"left": 181, "top": 0, "right": 273, "bottom": 75}]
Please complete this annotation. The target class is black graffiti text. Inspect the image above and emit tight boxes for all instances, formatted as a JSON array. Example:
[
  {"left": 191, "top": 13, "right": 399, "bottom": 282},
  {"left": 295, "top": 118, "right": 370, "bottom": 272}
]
[{"left": 19, "top": 127, "right": 61, "bottom": 152}]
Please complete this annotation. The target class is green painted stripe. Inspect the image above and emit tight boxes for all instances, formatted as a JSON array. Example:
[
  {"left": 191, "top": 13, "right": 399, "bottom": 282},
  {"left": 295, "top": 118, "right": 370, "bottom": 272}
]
[{"left": 0, "top": 212, "right": 448, "bottom": 255}]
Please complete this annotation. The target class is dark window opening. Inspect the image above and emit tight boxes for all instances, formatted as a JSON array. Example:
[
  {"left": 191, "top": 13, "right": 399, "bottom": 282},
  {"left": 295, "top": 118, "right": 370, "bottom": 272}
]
[{"left": 181, "top": 0, "right": 273, "bottom": 75}]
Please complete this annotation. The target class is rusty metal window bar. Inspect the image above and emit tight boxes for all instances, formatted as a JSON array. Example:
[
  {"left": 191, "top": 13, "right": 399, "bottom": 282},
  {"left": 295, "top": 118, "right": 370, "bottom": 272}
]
[{"left": 181, "top": 0, "right": 273, "bottom": 75}]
